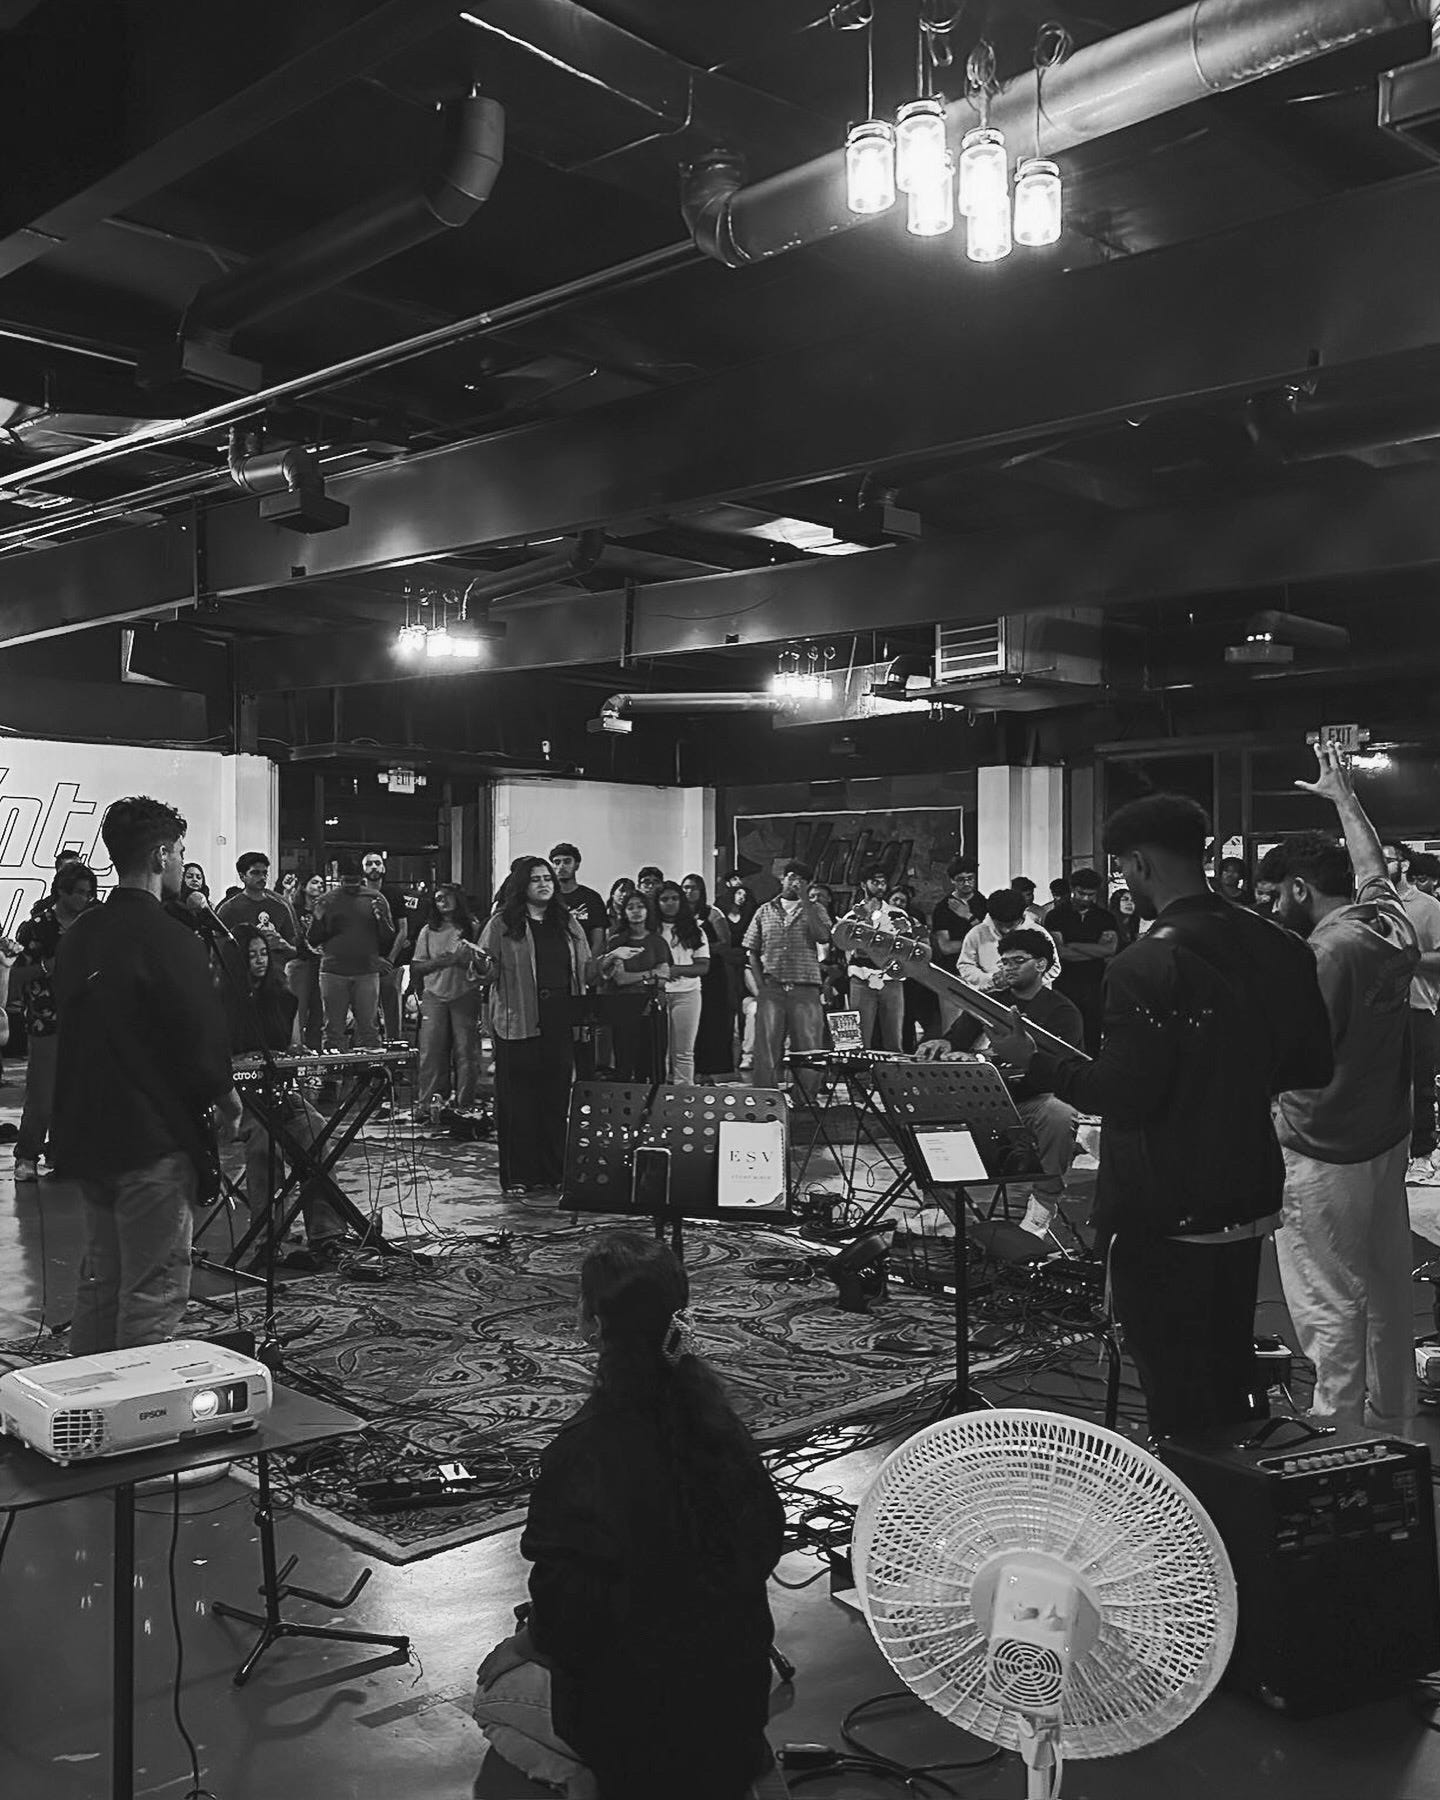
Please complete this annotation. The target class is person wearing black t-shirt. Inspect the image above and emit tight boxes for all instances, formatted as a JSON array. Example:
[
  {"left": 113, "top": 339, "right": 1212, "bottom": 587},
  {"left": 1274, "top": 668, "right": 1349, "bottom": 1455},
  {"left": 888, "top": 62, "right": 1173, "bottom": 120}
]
[
  {"left": 550, "top": 842, "right": 608, "bottom": 954},
  {"left": 1046, "top": 869, "right": 1118, "bottom": 1053},
  {"left": 930, "top": 859, "right": 985, "bottom": 1031},
  {"left": 919, "top": 928, "right": 1084, "bottom": 1239},
  {"left": 476, "top": 856, "right": 594, "bottom": 1195}
]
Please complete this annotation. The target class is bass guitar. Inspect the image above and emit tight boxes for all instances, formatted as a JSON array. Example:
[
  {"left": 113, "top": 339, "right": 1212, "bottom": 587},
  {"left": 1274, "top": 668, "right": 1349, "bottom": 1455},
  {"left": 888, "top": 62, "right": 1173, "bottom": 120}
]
[{"left": 830, "top": 918, "right": 1091, "bottom": 1064}]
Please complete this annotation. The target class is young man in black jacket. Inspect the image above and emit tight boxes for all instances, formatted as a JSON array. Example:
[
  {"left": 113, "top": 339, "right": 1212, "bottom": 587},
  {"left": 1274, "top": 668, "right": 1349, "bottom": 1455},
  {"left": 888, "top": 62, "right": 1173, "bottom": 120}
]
[
  {"left": 988, "top": 792, "right": 1333, "bottom": 1438},
  {"left": 52, "top": 796, "right": 242, "bottom": 1355}
]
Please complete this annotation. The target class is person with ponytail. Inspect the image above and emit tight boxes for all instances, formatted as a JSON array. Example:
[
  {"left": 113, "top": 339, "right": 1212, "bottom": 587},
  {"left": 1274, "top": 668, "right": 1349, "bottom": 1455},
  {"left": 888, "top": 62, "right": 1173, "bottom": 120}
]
[{"left": 474, "top": 1232, "right": 785, "bottom": 1800}]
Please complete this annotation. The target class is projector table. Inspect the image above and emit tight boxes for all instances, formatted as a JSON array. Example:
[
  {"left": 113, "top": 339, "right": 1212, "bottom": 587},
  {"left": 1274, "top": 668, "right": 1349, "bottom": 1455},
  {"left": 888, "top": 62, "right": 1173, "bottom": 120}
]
[{"left": 0, "top": 1385, "right": 375, "bottom": 1800}]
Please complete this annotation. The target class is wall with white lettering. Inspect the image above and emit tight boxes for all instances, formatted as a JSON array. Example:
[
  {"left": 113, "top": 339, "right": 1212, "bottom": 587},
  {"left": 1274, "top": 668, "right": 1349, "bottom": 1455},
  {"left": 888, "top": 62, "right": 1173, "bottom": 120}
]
[{"left": 0, "top": 741, "right": 277, "bottom": 932}]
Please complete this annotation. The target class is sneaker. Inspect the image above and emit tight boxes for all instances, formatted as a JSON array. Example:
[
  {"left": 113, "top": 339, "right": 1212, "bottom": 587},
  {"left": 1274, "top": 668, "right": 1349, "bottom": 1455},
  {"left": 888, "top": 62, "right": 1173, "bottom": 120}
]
[
  {"left": 1408, "top": 1156, "right": 1440, "bottom": 1187},
  {"left": 13, "top": 1159, "right": 37, "bottom": 1183}
]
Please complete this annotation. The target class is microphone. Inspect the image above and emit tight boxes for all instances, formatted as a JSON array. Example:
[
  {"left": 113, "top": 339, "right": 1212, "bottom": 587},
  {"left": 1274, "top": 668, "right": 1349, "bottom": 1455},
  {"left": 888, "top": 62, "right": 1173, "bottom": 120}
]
[{"left": 186, "top": 890, "right": 239, "bottom": 945}]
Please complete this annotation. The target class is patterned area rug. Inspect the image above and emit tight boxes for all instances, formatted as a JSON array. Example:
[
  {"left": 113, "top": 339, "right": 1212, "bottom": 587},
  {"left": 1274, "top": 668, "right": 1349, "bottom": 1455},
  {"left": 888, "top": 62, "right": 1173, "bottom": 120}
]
[{"left": 240, "top": 1220, "right": 956, "bottom": 1562}]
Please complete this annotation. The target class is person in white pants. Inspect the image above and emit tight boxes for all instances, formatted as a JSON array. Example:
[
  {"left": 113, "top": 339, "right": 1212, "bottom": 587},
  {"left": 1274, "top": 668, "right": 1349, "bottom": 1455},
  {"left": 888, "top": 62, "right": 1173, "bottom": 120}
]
[
  {"left": 1264, "top": 742, "right": 1421, "bottom": 1432},
  {"left": 656, "top": 883, "right": 709, "bottom": 1085}
]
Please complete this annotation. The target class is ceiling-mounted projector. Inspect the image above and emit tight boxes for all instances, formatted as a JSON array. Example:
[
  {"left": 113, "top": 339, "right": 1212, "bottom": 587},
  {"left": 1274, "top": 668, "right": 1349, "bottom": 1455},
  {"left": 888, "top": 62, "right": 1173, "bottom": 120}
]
[{"left": 0, "top": 1341, "right": 273, "bottom": 1465}]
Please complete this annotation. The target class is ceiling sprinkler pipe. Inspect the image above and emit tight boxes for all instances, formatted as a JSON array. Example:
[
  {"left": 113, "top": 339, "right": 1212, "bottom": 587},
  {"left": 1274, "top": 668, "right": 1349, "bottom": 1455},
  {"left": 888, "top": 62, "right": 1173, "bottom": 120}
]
[
  {"left": 602, "top": 691, "right": 792, "bottom": 715},
  {"left": 687, "top": 0, "right": 1429, "bottom": 264}
]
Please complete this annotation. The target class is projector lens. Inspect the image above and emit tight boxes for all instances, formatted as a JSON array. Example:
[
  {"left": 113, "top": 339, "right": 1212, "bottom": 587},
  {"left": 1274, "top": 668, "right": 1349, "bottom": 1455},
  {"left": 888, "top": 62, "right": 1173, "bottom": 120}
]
[{"left": 191, "top": 1388, "right": 221, "bottom": 1421}]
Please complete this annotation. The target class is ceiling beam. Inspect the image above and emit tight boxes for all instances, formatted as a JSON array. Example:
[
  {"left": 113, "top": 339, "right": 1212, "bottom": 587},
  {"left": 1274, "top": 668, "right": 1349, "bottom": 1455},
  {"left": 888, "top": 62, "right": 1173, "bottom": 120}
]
[
  {"left": 11, "top": 170, "right": 1440, "bottom": 643},
  {"left": 0, "top": 0, "right": 457, "bottom": 282},
  {"left": 231, "top": 460, "right": 1440, "bottom": 689}
]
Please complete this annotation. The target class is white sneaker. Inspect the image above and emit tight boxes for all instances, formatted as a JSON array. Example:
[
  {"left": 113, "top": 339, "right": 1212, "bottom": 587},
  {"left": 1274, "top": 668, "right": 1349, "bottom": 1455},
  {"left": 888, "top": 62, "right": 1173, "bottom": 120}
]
[
  {"left": 13, "top": 1159, "right": 37, "bottom": 1183},
  {"left": 1409, "top": 1156, "right": 1440, "bottom": 1187}
]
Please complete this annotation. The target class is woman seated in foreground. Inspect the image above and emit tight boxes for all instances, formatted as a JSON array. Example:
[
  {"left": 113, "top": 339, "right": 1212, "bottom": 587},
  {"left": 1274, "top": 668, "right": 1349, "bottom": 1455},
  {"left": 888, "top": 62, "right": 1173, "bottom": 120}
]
[{"left": 475, "top": 1232, "right": 786, "bottom": 1800}]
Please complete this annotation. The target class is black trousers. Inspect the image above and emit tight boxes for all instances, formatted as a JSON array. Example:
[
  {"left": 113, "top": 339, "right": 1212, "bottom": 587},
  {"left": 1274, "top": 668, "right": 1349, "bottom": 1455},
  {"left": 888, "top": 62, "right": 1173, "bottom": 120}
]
[
  {"left": 1413, "top": 1007, "right": 1438, "bottom": 1159},
  {"left": 1107, "top": 1231, "right": 1267, "bottom": 1439},
  {"left": 493, "top": 1015, "right": 574, "bottom": 1189}
]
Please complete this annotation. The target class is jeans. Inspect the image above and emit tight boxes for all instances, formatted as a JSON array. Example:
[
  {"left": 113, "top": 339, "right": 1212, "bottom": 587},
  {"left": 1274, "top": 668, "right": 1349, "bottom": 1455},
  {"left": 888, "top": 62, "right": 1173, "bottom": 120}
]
[
  {"left": 285, "top": 957, "right": 324, "bottom": 1051},
  {"left": 419, "top": 990, "right": 480, "bottom": 1109},
  {"left": 850, "top": 978, "right": 904, "bottom": 1052},
  {"left": 1107, "top": 1230, "right": 1266, "bottom": 1439},
  {"left": 379, "top": 967, "right": 402, "bottom": 1041},
  {"left": 1413, "top": 1007, "right": 1438, "bottom": 1159},
  {"left": 1014, "top": 1091, "right": 1079, "bottom": 1201},
  {"left": 237, "top": 1098, "right": 344, "bottom": 1245},
  {"left": 1276, "top": 1139, "right": 1416, "bottom": 1431},
  {"left": 752, "top": 983, "right": 824, "bottom": 1089},
  {"left": 320, "top": 971, "right": 381, "bottom": 1050},
  {"left": 70, "top": 1152, "right": 197, "bottom": 1355},
  {"left": 16, "top": 1029, "right": 57, "bottom": 1161},
  {"left": 666, "top": 986, "right": 702, "bottom": 1084}
]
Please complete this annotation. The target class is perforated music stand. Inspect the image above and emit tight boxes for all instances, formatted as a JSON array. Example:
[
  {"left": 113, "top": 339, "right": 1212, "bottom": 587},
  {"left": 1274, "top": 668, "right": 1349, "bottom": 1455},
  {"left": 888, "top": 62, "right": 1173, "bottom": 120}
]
[
  {"left": 563, "top": 1081, "right": 789, "bottom": 1262},
  {"left": 872, "top": 1059, "right": 1045, "bottom": 1413}
]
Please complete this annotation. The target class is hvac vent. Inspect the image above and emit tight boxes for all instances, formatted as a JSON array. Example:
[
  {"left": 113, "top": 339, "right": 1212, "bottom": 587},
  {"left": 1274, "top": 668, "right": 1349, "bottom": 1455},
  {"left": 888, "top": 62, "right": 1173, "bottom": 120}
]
[
  {"left": 935, "top": 619, "right": 1005, "bottom": 683},
  {"left": 1379, "top": 54, "right": 1440, "bottom": 163},
  {"left": 51, "top": 1408, "right": 106, "bottom": 1459}
]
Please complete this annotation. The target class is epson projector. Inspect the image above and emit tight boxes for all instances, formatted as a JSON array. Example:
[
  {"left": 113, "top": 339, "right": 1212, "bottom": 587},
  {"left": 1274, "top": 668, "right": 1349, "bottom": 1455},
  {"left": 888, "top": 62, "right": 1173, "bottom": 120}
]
[{"left": 0, "top": 1341, "right": 273, "bottom": 1464}]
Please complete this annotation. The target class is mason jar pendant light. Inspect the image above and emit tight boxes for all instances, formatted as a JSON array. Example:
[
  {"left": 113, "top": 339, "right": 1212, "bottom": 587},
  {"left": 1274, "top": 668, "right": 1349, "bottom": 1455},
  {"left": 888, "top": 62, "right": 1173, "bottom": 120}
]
[
  {"left": 908, "top": 151, "right": 955, "bottom": 237},
  {"left": 895, "top": 97, "right": 947, "bottom": 195},
  {"left": 1013, "top": 23, "right": 1072, "bottom": 248},
  {"left": 844, "top": 2, "right": 896, "bottom": 216},
  {"left": 1014, "top": 157, "right": 1062, "bottom": 245}
]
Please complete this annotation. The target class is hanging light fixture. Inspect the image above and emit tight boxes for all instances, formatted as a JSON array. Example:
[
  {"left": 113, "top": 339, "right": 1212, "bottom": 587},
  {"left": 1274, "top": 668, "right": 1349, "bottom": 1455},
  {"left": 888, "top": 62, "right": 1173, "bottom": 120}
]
[
  {"left": 908, "top": 151, "right": 955, "bottom": 237},
  {"left": 843, "top": 2, "right": 895, "bottom": 216},
  {"left": 959, "top": 41, "right": 1011, "bottom": 262},
  {"left": 1014, "top": 23, "right": 1072, "bottom": 248}
]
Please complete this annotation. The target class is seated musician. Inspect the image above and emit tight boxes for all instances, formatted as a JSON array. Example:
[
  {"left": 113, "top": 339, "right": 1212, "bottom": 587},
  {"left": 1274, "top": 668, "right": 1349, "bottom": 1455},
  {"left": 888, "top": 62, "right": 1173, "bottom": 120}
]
[
  {"left": 227, "top": 930, "right": 349, "bottom": 1272},
  {"left": 918, "top": 929, "right": 1082, "bottom": 1238}
]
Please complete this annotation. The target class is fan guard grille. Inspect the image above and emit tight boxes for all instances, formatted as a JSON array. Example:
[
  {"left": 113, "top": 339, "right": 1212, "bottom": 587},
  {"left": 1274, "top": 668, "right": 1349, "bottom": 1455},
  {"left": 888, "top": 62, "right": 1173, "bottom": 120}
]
[{"left": 853, "top": 1409, "right": 1237, "bottom": 1759}]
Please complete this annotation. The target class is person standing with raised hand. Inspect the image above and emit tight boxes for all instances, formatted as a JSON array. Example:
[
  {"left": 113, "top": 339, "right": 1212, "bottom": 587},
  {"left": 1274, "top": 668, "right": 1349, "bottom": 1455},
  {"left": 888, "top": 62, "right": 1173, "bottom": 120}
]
[{"left": 1264, "top": 744, "right": 1421, "bottom": 1432}]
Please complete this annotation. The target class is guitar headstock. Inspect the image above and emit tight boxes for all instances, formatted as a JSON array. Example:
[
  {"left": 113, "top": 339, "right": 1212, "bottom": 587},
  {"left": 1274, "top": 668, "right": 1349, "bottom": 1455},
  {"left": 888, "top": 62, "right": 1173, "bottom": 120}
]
[{"left": 834, "top": 918, "right": 930, "bottom": 964}]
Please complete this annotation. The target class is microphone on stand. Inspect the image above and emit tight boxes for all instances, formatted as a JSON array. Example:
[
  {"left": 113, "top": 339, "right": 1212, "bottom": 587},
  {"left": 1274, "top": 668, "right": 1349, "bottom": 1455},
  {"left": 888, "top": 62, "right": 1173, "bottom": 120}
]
[{"left": 186, "top": 890, "right": 239, "bottom": 945}]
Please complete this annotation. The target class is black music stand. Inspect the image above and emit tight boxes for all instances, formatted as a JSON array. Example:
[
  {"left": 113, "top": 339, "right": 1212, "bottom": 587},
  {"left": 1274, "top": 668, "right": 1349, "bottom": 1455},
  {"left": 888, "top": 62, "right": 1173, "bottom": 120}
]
[
  {"left": 786, "top": 1051, "right": 913, "bottom": 1211},
  {"left": 564, "top": 1080, "right": 789, "bottom": 1262},
  {"left": 872, "top": 1060, "right": 1046, "bottom": 1414}
]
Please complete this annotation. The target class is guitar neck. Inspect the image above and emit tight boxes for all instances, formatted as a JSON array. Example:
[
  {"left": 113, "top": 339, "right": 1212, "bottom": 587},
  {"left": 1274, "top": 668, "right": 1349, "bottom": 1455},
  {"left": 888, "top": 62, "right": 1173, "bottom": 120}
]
[{"left": 831, "top": 920, "right": 1091, "bottom": 1063}]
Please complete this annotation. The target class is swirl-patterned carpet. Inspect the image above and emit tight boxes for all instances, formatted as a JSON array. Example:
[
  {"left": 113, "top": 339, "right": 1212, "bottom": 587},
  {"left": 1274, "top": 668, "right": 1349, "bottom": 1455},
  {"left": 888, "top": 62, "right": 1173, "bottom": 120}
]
[{"left": 243, "top": 1219, "right": 956, "bottom": 1562}]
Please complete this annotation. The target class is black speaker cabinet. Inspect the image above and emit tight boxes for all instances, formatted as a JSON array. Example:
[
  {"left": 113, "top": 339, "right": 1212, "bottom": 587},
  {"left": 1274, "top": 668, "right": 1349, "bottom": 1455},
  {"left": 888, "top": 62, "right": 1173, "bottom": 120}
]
[{"left": 1159, "top": 1425, "right": 1440, "bottom": 1716}]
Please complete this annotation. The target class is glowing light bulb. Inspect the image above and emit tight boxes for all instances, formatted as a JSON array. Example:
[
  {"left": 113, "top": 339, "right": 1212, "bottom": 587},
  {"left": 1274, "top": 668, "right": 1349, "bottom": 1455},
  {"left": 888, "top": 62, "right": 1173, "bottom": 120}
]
[
  {"left": 895, "top": 98, "right": 948, "bottom": 195},
  {"left": 907, "top": 153, "right": 955, "bottom": 237},
  {"left": 966, "top": 185, "right": 1012, "bottom": 263},
  {"left": 958, "top": 126, "right": 1007, "bottom": 217},
  {"left": 846, "top": 120, "right": 896, "bottom": 216},
  {"left": 1013, "top": 157, "right": 1062, "bottom": 247}
]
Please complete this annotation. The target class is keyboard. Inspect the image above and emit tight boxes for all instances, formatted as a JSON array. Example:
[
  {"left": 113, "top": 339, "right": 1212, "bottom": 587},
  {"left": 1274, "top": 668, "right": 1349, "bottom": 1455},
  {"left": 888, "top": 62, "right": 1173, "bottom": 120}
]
[{"left": 232, "top": 1047, "right": 416, "bottom": 1081}]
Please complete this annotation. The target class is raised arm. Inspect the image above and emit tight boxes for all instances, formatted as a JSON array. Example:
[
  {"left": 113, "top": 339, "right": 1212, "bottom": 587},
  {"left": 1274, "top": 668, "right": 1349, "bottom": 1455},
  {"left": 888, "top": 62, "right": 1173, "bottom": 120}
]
[{"left": 1293, "top": 740, "right": 1387, "bottom": 892}]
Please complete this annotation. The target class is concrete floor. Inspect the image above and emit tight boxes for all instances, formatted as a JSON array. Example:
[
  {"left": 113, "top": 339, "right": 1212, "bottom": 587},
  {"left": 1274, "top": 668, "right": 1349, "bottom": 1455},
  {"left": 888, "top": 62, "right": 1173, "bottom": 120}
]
[{"left": 2, "top": 1064, "right": 1440, "bottom": 1800}]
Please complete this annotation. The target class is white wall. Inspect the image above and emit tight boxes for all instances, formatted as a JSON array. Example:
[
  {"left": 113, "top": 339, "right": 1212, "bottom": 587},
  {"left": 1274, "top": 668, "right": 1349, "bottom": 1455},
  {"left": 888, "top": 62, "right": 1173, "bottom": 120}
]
[
  {"left": 0, "top": 740, "right": 277, "bottom": 932},
  {"left": 976, "top": 766, "right": 1065, "bottom": 896},
  {"left": 491, "top": 778, "right": 716, "bottom": 899}
]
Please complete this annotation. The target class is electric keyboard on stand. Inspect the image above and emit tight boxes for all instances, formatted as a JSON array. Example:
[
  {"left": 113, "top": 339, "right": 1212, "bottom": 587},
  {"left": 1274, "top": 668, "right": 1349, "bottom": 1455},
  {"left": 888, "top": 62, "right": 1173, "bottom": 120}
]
[{"left": 231, "top": 1047, "right": 416, "bottom": 1086}]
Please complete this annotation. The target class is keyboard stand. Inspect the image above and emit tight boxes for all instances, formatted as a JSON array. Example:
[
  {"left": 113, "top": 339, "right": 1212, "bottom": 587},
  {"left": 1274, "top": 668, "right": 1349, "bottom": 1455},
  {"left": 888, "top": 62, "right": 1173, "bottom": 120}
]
[{"left": 224, "top": 1058, "right": 419, "bottom": 1269}]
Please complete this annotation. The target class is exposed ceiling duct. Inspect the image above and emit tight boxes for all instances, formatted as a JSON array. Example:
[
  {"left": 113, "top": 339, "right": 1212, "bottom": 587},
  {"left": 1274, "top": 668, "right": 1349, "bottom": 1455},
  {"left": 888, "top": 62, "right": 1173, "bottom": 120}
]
[
  {"left": 682, "top": 0, "right": 1431, "bottom": 266},
  {"left": 1246, "top": 376, "right": 1440, "bottom": 462},
  {"left": 467, "top": 530, "right": 606, "bottom": 618},
  {"left": 589, "top": 691, "right": 792, "bottom": 733},
  {"left": 148, "top": 91, "right": 506, "bottom": 391}
]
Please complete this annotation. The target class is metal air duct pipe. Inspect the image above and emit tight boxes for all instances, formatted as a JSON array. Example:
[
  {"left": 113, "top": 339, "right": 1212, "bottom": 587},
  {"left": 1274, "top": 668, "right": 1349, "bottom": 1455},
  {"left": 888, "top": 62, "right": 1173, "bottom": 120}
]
[
  {"left": 183, "top": 92, "right": 505, "bottom": 339},
  {"left": 466, "top": 530, "right": 605, "bottom": 615},
  {"left": 600, "top": 692, "right": 793, "bottom": 716},
  {"left": 683, "top": 0, "right": 1429, "bottom": 266}
]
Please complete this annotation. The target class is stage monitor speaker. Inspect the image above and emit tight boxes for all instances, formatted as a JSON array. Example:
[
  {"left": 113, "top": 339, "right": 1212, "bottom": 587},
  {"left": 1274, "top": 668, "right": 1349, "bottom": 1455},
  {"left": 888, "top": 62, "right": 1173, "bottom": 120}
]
[{"left": 1159, "top": 1425, "right": 1440, "bottom": 1716}]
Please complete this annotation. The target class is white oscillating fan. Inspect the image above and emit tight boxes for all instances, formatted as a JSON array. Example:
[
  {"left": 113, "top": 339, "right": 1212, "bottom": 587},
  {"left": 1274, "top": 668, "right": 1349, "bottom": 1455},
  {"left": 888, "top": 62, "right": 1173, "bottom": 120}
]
[{"left": 853, "top": 1409, "right": 1237, "bottom": 1799}]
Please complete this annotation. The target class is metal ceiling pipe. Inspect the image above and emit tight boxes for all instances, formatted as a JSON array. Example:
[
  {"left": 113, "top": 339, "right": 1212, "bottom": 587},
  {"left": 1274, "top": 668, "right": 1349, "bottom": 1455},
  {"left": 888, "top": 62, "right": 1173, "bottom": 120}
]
[
  {"left": 683, "top": 0, "right": 1429, "bottom": 266},
  {"left": 465, "top": 530, "right": 605, "bottom": 612},
  {"left": 1246, "top": 385, "right": 1440, "bottom": 460},
  {"left": 184, "top": 92, "right": 505, "bottom": 339},
  {"left": 602, "top": 692, "right": 791, "bottom": 715}
]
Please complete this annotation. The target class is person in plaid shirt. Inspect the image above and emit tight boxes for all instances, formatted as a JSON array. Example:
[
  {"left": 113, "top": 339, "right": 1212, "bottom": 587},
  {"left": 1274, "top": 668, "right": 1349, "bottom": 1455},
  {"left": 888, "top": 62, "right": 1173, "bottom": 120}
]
[{"left": 743, "top": 861, "right": 831, "bottom": 1088}]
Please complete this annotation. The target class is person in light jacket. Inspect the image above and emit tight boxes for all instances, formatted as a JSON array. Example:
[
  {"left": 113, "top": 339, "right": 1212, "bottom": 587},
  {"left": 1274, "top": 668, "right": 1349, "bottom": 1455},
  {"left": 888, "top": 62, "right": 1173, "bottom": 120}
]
[{"left": 475, "top": 856, "right": 593, "bottom": 1197}]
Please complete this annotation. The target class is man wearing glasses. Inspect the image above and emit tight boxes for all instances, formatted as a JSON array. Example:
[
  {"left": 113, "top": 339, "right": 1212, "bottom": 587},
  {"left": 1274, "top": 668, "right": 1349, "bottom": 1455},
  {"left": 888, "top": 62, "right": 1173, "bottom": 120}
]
[{"left": 918, "top": 928, "right": 1084, "bottom": 1238}]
